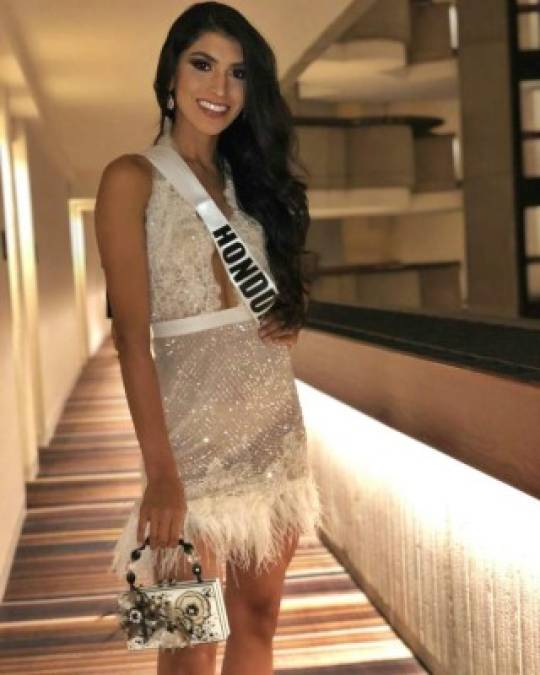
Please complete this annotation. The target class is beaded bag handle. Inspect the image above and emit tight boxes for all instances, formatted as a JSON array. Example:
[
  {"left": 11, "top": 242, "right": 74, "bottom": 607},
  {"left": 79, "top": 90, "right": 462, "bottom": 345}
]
[{"left": 126, "top": 536, "right": 204, "bottom": 588}]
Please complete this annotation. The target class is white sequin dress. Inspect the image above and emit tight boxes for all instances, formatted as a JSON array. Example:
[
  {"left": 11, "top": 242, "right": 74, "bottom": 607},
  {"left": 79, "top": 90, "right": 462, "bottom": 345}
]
[{"left": 109, "top": 132, "right": 322, "bottom": 584}]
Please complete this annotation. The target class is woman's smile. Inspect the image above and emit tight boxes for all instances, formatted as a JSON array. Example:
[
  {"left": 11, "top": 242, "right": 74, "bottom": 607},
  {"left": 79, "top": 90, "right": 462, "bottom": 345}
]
[{"left": 197, "top": 98, "right": 230, "bottom": 116}]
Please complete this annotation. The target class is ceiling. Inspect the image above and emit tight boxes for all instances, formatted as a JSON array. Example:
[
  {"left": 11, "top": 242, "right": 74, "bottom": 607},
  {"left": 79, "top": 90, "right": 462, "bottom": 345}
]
[{"left": 0, "top": 0, "right": 367, "bottom": 195}]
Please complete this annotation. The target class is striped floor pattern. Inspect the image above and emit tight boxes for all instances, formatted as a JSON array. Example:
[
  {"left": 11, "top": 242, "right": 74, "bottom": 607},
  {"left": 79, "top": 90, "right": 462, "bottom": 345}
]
[{"left": 0, "top": 336, "right": 428, "bottom": 674}]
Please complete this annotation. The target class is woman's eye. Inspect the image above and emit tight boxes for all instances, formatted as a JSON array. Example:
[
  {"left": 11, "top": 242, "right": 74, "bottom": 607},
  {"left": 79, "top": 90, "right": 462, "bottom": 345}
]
[
  {"left": 190, "top": 59, "right": 210, "bottom": 71},
  {"left": 190, "top": 59, "right": 245, "bottom": 80}
]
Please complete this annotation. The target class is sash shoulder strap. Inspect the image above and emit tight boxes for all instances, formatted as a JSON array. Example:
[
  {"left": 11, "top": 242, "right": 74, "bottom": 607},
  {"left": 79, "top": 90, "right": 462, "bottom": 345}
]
[{"left": 142, "top": 145, "right": 277, "bottom": 325}]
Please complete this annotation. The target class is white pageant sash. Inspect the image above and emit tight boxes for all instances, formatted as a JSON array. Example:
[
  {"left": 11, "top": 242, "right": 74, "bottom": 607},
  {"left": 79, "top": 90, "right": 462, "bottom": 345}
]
[{"left": 142, "top": 144, "right": 278, "bottom": 326}]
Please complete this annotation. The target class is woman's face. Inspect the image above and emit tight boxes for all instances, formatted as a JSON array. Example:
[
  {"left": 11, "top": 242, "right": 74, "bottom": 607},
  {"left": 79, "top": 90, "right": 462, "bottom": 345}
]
[{"left": 172, "top": 30, "right": 246, "bottom": 135}]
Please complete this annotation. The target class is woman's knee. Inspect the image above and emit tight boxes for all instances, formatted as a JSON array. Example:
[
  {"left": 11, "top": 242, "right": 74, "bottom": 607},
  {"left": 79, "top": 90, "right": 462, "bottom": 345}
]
[
  {"left": 224, "top": 534, "right": 299, "bottom": 640},
  {"left": 227, "top": 592, "right": 282, "bottom": 640}
]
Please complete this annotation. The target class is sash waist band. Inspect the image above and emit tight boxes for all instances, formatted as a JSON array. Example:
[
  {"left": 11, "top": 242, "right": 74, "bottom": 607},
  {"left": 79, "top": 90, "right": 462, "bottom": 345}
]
[{"left": 151, "top": 304, "right": 253, "bottom": 338}]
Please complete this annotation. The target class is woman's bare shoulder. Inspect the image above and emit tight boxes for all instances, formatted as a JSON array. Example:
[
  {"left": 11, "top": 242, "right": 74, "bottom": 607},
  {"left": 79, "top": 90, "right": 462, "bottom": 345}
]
[{"left": 99, "top": 153, "right": 154, "bottom": 202}]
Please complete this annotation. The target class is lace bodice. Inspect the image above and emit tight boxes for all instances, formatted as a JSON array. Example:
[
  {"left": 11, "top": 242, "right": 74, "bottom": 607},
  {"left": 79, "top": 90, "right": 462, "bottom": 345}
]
[{"left": 144, "top": 143, "right": 274, "bottom": 323}]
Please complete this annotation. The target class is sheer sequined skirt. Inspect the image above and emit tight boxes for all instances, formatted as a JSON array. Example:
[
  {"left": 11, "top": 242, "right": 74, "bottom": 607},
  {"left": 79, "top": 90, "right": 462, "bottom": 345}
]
[{"left": 109, "top": 306, "right": 322, "bottom": 583}]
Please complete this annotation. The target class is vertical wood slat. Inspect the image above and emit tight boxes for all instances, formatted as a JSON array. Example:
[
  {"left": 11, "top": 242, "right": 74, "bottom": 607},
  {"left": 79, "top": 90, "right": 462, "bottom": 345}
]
[
  {"left": 493, "top": 553, "right": 523, "bottom": 675},
  {"left": 449, "top": 506, "right": 474, "bottom": 674},
  {"left": 468, "top": 536, "right": 496, "bottom": 675},
  {"left": 519, "top": 557, "right": 540, "bottom": 675},
  {"left": 433, "top": 504, "right": 449, "bottom": 671}
]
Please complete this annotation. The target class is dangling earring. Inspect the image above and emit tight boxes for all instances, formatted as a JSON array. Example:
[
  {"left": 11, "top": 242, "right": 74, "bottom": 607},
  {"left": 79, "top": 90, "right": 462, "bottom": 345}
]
[
  {"left": 163, "top": 116, "right": 173, "bottom": 134},
  {"left": 166, "top": 90, "right": 175, "bottom": 111}
]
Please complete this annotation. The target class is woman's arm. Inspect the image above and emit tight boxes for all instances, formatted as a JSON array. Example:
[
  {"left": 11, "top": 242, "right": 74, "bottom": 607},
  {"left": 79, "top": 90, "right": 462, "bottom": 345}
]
[{"left": 94, "top": 155, "right": 186, "bottom": 547}]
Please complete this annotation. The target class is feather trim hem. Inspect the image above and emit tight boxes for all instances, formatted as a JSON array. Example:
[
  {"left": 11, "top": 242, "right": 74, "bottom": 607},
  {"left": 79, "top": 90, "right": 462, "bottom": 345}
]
[{"left": 108, "top": 473, "right": 322, "bottom": 585}]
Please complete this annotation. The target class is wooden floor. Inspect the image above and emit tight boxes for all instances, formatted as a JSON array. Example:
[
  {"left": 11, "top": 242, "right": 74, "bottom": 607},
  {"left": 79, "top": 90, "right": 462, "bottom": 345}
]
[{"left": 0, "top": 336, "right": 428, "bottom": 674}]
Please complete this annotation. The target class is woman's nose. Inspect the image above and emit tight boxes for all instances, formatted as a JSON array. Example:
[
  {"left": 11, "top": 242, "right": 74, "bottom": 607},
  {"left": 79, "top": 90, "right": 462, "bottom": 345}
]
[{"left": 210, "top": 71, "right": 227, "bottom": 97}]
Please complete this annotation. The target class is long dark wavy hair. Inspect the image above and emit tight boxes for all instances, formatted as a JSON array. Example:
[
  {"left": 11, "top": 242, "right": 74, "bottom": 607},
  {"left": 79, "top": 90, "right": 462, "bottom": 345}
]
[{"left": 152, "top": 1, "right": 311, "bottom": 329}]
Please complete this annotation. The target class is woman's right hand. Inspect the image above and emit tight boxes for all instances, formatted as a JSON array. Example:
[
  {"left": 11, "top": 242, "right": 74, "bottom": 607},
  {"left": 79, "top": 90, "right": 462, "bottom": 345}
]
[{"left": 136, "top": 472, "right": 188, "bottom": 549}]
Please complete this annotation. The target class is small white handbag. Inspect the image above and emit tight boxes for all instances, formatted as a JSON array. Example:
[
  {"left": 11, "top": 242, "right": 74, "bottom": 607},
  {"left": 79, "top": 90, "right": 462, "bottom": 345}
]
[{"left": 117, "top": 536, "right": 230, "bottom": 650}]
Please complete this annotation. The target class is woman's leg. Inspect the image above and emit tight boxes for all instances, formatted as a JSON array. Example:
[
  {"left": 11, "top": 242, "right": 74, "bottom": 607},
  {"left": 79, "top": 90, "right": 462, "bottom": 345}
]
[
  {"left": 220, "top": 529, "right": 300, "bottom": 675},
  {"left": 155, "top": 535, "right": 221, "bottom": 675}
]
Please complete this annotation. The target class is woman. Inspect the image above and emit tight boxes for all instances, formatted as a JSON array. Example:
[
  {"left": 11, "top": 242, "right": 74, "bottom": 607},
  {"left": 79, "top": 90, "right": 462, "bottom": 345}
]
[{"left": 95, "top": 2, "right": 321, "bottom": 673}]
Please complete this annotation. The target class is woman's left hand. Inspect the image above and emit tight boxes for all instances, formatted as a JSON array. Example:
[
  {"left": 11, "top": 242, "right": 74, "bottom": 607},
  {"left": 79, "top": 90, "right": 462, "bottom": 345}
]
[{"left": 258, "top": 315, "right": 300, "bottom": 349}]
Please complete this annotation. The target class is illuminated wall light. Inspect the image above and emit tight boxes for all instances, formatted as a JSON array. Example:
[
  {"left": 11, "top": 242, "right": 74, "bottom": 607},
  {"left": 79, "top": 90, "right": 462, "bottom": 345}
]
[
  {"left": 68, "top": 200, "right": 89, "bottom": 359},
  {"left": 11, "top": 129, "right": 46, "bottom": 447},
  {"left": 68, "top": 198, "right": 99, "bottom": 357},
  {"left": 518, "top": 8, "right": 540, "bottom": 51},
  {"left": 451, "top": 135, "right": 462, "bottom": 183},
  {"left": 0, "top": 139, "right": 16, "bottom": 264},
  {"left": 449, "top": 5, "right": 459, "bottom": 52},
  {"left": 296, "top": 379, "right": 540, "bottom": 578},
  {"left": 12, "top": 157, "right": 33, "bottom": 261}
]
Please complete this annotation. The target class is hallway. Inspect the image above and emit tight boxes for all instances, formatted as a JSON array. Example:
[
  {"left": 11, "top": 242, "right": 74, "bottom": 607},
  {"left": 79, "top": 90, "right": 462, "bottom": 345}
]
[
  {"left": 0, "top": 336, "right": 428, "bottom": 674},
  {"left": 1, "top": 2, "right": 540, "bottom": 673}
]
